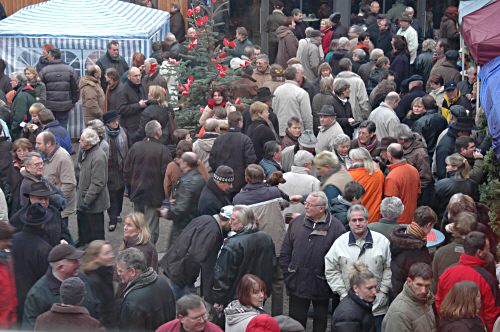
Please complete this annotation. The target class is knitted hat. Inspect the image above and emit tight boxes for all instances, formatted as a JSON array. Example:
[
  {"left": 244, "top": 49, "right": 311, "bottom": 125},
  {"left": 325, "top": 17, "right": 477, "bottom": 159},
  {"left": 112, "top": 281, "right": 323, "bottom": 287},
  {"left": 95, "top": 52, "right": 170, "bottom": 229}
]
[
  {"left": 60, "top": 277, "right": 85, "bottom": 305},
  {"left": 298, "top": 130, "right": 318, "bottom": 148},
  {"left": 246, "top": 314, "right": 281, "bottom": 332},
  {"left": 214, "top": 165, "right": 234, "bottom": 183}
]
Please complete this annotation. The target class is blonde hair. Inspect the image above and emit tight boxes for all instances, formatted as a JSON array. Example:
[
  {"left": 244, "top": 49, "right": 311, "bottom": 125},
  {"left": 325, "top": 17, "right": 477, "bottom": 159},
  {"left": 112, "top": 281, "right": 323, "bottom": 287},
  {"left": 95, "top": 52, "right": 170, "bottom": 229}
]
[
  {"left": 29, "top": 102, "right": 45, "bottom": 116},
  {"left": 249, "top": 101, "right": 269, "bottom": 121},
  {"left": 446, "top": 153, "right": 470, "bottom": 179},
  {"left": 148, "top": 85, "right": 168, "bottom": 107},
  {"left": 314, "top": 151, "right": 339, "bottom": 168},
  {"left": 24, "top": 66, "right": 40, "bottom": 82},
  {"left": 81, "top": 240, "right": 112, "bottom": 273},
  {"left": 349, "top": 148, "right": 376, "bottom": 175},
  {"left": 124, "top": 212, "right": 151, "bottom": 245}
]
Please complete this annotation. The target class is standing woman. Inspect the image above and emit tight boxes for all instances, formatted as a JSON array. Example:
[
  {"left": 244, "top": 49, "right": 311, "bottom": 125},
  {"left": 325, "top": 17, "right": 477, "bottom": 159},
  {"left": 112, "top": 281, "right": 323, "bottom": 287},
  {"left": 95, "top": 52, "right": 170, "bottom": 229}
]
[
  {"left": 276, "top": 17, "right": 298, "bottom": 68},
  {"left": 103, "top": 111, "right": 128, "bottom": 232},
  {"left": 389, "top": 35, "right": 410, "bottom": 91},
  {"left": 121, "top": 212, "right": 158, "bottom": 271},
  {"left": 24, "top": 67, "right": 46, "bottom": 104},
  {"left": 7, "top": 138, "right": 32, "bottom": 217},
  {"left": 82, "top": 240, "right": 117, "bottom": 329},
  {"left": 331, "top": 79, "right": 355, "bottom": 138},
  {"left": 135, "top": 85, "right": 172, "bottom": 145},
  {"left": 320, "top": 19, "right": 333, "bottom": 57},
  {"left": 246, "top": 101, "right": 277, "bottom": 161},
  {"left": 439, "top": 281, "right": 487, "bottom": 332},
  {"left": 332, "top": 262, "right": 377, "bottom": 332},
  {"left": 35, "top": 44, "right": 54, "bottom": 74}
]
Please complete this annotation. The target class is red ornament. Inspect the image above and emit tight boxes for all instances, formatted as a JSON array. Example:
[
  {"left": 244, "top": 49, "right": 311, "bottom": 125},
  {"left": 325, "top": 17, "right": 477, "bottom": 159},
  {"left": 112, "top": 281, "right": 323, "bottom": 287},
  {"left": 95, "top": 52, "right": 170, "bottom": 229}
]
[
  {"left": 218, "top": 52, "right": 227, "bottom": 59},
  {"left": 196, "top": 18, "right": 204, "bottom": 26},
  {"left": 200, "top": 106, "right": 205, "bottom": 113},
  {"left": 181, "top": 90, "right": 190, "bottom": 96},
  {"left": 211, "top": 0, "right": 217, "bottom": 3},
  {"left": 203, "top": 15, "right": 209, "bottom": 23},
  {"left": 234, "top": 98, "right": 241, "bottom": 105},
  {"left": 194, "top": 6, "right": 201, "bottom": 13},
  {"left": 223, "top": 38, "right": 230, "bottom": 47},
  {"left": 228, "top": 40, "right": 236, "bottom": 48},
  {"left": 187, "top": 76, "right": 195, "bottom": 84},
  {"left": 187, "top": 9, "right": 193, "bottom": 17},
  {"left": 219, "top": 71, "right": 226, "bottom": 78}
]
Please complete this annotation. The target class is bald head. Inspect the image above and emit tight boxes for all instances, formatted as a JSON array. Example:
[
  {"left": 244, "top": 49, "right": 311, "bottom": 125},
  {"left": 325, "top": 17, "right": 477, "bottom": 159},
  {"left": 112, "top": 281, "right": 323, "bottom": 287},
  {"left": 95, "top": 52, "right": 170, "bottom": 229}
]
[
  {"left": 181, "top": 152, "right": 199, "bottom": 169},
  {"left": 387, "top": 143, "right": 404, "bottom": 161},
  {"left": 385, "top": 91, "right": 400, "bottom": 109},
  {"left": 128, "top": 67, "right": 142, "bottom": 84}
]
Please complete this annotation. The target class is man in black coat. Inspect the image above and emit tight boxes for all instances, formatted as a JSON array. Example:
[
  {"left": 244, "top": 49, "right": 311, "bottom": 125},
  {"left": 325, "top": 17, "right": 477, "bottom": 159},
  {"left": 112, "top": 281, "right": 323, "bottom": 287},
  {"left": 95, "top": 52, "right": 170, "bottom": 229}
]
[
  {"left": 39, "top": 48, "right": 79, "bottom": 129},
  {"left": 395, "top": 75, "right": 426, "bottom": 120},
  {"left": 124, "top": 120, "right": 172, "bottom": 244},
  {"left": 117, "top": 67, "right": 147, "bottom": 134},
  {"left": 117, "top": 248, "right": 175, "bottom": 331},
  {"left": 169, "top": 3, "right": 185, "bottom": 43},
  {"left": 96, "top": 40, "right": 130, "bottom": 92},
  {"left": 160, "top": 206, "right": 233, "bottom": 301},
  {"left": 198, "top": 166, "right": 234, "bottom": 216},
  {"left": 373, "top": 18, "right": 393, "bottom": 59},
  {"left": 209, "top": 111, "right": 257, "bottom": 198}
]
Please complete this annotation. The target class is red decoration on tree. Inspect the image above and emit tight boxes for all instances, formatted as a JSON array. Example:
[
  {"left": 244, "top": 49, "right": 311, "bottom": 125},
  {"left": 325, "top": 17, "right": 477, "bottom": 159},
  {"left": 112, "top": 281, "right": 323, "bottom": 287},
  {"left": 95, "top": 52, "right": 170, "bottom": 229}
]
[
  {"left": 181, "top": 90, "right": 190, "bottom": 96},
  {"left": 196, "top": 18, "right": 205, "bottom": 26},
  {"left": 187, "top": 9, "right": 193, "bottom": 17},
  {"left": 219, "top": 71, "right": 226, "bottom": 78},
  {"left": 203, "top": 15, "right": 209, "bottom": 23},
  {"left": 223, "top": 38, "right": 235, "bottom": 48},
  {"left": 234, "top": 98, "right": 241, "bottom": 104},
  {"left": 194, "top": 6, "right": 201, "bottom": 13}
]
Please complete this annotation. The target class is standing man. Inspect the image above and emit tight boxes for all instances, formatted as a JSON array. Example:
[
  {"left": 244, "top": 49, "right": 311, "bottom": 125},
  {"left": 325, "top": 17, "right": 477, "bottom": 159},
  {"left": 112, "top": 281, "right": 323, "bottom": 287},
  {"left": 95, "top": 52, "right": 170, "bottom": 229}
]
[
  {"left": 124, "top": 120, "right": 172, "bottom": 244},
  {"left": 169, "top": 3, "right": 186, "bottom": 43},
  {"left": 384, "top": 143, "right": 421, "bottom": 224},
  {"left": 252, "top": 55, "right": 273, "bottom": 89},
  {"left": 76, "top": 128, "right": 109, "bottom": 247},
  {"left": 230, "top": 27, "right": 253, "bottom": 58},
  {"left": 397, "top": 15, "right": 418, "bottom": 65},
  {"left": 315, "top": 105, "right": 344, "bottom": 154},
  {"left": 198, "top": 166, "right": 233, "bottom": 216},
  {"left": 382, "top": 263, "right": 436, "bottom": 332},
  {"left": 368, "top": 92, "right": 401, "bottom": 139},
  {"left": 39, "top": 48, "right": 79, "bottom": 129},
  {"left": 36, "top": 131, "right": 76, "bottom": 244},
  {"left": 96, "top": 40, "right": 129, "bottom": 92},
  {"left": 298, "top": 30, "right": 323, "bottom": 82},
  {"left": 80, "top": 65, "right": 105, "bottom": 123},
  {"left": 117, "top": 67, "right": 147, "bottom": 134},
  {"left": 325, "top": 204, "right": 392, "bottom": 331},
  {"left": 280, "top": 191, "right": 345, "bottom": 332},
  {"left": 265, "top": 0, "right": 286, "bottom": 64}
]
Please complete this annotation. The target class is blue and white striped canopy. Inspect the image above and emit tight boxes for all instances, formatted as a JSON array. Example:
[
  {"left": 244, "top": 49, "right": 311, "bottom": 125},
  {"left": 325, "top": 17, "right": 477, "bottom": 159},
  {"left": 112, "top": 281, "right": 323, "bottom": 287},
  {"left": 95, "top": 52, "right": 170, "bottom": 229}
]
[{"left": 0, "top": 0, "right": 170, "bottom": 40}]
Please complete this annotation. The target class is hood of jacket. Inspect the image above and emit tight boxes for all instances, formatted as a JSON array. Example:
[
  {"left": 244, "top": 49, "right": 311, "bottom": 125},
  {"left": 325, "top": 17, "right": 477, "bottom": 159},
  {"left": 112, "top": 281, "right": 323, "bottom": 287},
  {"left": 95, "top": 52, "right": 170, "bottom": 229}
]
[
  {"left": 336, "top": 71, "right": 360, "bottom": 80},
  {"left": 402, "top": 280, "right": 435, "bottom": 306},
  {"left": 459, "top": 253, "right": 487, "bottom": 267},
  {"left": 390, "top": 226, "right": 427, "bottom": 255},
  {"left": 276, "top": 26, "right": 293, "bottom": 39},
  {"left": 224, "top": 300, "right": 262, "bottom": 326},
  {"left": 330, "top": 197, "right": 350, "bottom": 214},
  {"left": 79, "top": 75, "right": 99, "bottom": 89},
  {"left": 196, "top": 136, "right": 217, "bottom": 153},
  {"left": 404, "top": 137, "right": 427, "bottom": 154}
]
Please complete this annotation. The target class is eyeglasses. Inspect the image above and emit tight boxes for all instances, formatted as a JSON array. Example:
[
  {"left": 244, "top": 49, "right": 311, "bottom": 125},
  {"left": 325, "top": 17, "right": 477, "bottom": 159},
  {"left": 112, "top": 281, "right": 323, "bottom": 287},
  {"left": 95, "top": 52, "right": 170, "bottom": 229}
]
[
  {"left": 187, "top": 312, "right": 209, "bottom": 322},
  {"left": 29, "top": 161, "right": 44, "bottom": 167},
  {"left": 304, "top": 202, "right": 323, "bottom": 208}
]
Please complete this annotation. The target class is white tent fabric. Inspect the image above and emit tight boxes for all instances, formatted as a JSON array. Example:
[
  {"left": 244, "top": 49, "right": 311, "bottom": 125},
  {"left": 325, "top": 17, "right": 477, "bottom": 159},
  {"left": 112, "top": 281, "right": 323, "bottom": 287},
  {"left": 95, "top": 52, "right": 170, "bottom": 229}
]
[{"left": 0, "top": 0, "right": 169, "bottom": 137}]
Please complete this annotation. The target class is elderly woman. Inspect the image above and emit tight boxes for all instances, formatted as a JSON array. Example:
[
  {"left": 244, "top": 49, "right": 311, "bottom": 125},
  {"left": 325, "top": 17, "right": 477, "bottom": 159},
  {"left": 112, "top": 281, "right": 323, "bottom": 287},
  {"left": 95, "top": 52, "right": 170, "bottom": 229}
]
[
  {"left": 331, "top": 79, "right": 355, "bottom": 138},
  {"left": 314, "top": 151, "right": 353, "bottom": 203},
  {"left": 76, "top": 128, "right": 110, "bottom": 247},
  {"left": 351, "top": 121, "right": 379, "bottom": 156},
  {"left": 348, "top": 148, "right": 384, "bottom": 222},
  {"left": 86, "top": 119, "right": 109, "bottom": 158},
  {"left": 332, "top": 134, "right": 351, "bottom": 166},
  {"left": 135, "top": 85, "right": 173, "bottom": 145},
  {"left": 9, "top": 72, "right": 36, "bottom": 139},
  {"left": 312, "top": 76, "right": 335, "bottom": 136},
  {"left": 246, "top": 101, "right": 278, "bottom": 161},
  {"left": 368, "top": 197, "right": 404, "bottom": 239},
  {"left": 24, "top": 66, "right": 46, "bottom": 103},
  {"left": 320, "top": 19, "right": 333, "bottom": 56}
]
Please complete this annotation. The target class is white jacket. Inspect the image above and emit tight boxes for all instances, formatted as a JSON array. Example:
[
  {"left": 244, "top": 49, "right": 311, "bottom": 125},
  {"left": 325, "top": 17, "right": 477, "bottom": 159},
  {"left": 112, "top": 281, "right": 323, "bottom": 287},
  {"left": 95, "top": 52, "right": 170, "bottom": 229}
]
[
  {"left": 316, "top": 121, "right": 344, "bottom": 153},
  {"left": 368, "top": 102, "right": 401, "bottom": 139},
  {"left": 279, "top": 166, "right": 320, "bottom": 214},
  {"left": 334, "top": 71, "right": 371, "bottom": 121},
  {"left": 273, "top": 80, "right": 313, "bottom": 136},
  {"left": 397, "top": 26, "right": 418, "bottom": 64},
  {"left": 325, "top": 229, "right": 392, "bottom": 315}
]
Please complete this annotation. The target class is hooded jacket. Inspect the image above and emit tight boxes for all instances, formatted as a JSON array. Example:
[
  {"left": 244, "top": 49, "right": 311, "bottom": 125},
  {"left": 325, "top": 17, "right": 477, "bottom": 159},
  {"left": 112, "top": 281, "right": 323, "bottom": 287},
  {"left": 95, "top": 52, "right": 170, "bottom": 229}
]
[
  {"left": 224, "top": 300, "right": 263, "bottom": 332},
  {"left": 334, "top": 71, "right": 371, "bottom": 121},
  {"left": 276, "top": 26, "right": 298, "bottom": 68},
  {"left": 193, "top": 133, "right": 218, "bottom": 175},
  {"left": 332, "top": 290, "right": 375, "bottom": 332},
  {"left": 79, "top": 75, "right": 105, "bottom": 123}
]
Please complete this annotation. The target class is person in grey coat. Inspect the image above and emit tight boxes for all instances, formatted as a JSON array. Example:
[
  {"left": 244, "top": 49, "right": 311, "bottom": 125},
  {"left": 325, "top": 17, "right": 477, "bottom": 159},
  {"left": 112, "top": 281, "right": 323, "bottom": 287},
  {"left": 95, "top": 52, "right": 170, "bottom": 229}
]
[
  {"left": 75, "top": 128, "right": 109, "bottom": 247},
  {"left": 298, "top": 30, "right": 323, "bottom": 82}
]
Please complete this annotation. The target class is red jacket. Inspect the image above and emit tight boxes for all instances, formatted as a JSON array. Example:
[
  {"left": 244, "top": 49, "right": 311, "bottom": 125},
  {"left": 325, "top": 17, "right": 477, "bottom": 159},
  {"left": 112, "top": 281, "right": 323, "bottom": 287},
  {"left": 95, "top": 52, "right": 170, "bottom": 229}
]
[
  {"left": 321, "top": 28, "right": 333, "bottom": 57},
  {"left": 156, "top": 319, "right": 223, "bottom": 332},
  {"left": 0, "top": 251, "right": 17, "bottom": 328},
  {"left": 437, "top": 254, "right": 500, "bottom": 332}
]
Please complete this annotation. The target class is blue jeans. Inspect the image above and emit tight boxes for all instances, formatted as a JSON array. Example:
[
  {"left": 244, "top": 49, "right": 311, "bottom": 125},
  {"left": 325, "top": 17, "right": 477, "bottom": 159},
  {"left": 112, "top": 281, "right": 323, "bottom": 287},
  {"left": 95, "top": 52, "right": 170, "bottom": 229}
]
[
  {"left": 374, "top": 314, "right": 384, "bottom": 332},
  {"left": 170, "top": 280, "right": 196, "bottom": 300}
]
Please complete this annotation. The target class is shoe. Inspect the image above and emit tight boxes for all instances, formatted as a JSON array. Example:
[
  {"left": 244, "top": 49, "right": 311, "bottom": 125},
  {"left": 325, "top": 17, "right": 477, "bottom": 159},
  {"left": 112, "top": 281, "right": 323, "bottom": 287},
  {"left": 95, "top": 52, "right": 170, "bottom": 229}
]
[
  {"left": 108, "top": 224, "right": 117, "bottom": 232},
  {"left": 116, "top": 216, "right": 122, "bottom": 224}
]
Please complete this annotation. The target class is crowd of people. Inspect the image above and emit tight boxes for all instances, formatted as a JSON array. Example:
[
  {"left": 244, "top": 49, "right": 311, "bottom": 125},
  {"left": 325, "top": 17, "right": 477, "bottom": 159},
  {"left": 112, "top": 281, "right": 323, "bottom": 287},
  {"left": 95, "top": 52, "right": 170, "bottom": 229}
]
[{"left": 0, "top": 0, "right": 498, "bottom": 331}]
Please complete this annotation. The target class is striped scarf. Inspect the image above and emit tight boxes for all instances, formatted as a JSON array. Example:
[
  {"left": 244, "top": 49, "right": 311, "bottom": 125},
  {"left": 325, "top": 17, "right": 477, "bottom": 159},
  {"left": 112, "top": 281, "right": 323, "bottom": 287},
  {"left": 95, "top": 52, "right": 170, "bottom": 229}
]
[{"left": 406, "top": 221, "right": 427, "bottom": 239}]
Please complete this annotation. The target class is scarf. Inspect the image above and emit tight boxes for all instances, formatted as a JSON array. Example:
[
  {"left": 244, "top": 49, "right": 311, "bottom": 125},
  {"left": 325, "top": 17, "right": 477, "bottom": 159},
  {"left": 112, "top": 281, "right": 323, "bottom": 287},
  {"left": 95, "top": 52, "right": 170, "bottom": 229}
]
[
  {"left": 406, "top": 221, "right": 427, "bottom": 239},
  {"left": 106, "top": 126, "right": 128, "bottom": 170},
  {"left": 357, "top": 135, "right": 378, "bottom": 153},
  {"left": 122, "top": 267, "right": 158, "bottom": 300}
]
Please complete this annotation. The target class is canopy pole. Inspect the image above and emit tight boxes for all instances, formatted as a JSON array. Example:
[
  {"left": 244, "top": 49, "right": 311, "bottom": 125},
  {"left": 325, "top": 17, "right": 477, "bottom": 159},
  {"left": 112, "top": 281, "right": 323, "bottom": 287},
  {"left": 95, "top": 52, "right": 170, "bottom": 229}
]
[{"left": 476, "top": 65, "right": 481, "bottom": 125}]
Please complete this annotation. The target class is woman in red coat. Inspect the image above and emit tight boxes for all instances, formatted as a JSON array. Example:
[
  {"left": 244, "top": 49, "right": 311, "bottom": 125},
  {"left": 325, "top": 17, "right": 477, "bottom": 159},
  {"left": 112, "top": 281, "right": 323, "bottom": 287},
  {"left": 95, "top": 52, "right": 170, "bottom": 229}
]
[
  {"left": 0, "top": 222, "right": 17, "bottom": 328},
  {"left": 320, "top": 19, "right": 333, "bottom": 57}
]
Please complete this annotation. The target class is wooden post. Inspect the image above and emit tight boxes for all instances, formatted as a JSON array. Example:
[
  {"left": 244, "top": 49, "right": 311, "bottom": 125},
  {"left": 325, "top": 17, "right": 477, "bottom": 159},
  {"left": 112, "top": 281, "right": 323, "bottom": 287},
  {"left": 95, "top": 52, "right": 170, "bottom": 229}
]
[{"left": 158, "top": 0, "right": 188, "bottom": 29}]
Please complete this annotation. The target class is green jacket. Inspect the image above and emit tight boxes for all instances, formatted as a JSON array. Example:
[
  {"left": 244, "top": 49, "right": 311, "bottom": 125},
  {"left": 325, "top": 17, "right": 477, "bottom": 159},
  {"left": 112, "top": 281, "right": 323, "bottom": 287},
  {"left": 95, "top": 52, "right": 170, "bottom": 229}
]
[
  {"left": 11, "top": 86, "right": 36, "bottom": 138},
  {"left": 381, "top": 282, "right": 436, "bottom": 332}
]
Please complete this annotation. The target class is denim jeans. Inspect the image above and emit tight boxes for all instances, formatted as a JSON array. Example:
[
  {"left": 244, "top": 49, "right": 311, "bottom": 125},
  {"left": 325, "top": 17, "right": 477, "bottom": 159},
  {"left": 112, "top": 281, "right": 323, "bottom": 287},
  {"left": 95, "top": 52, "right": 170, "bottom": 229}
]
[{"left": 170, "top": 280, "right": 196, "bottom": 300}]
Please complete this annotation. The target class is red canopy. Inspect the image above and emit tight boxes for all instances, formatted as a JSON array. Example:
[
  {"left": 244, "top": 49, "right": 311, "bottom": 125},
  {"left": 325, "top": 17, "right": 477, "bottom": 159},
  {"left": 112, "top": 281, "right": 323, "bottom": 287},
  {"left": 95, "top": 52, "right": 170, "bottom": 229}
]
[{"left": 461, "top": 0, "right": 500, "bottom": 65}]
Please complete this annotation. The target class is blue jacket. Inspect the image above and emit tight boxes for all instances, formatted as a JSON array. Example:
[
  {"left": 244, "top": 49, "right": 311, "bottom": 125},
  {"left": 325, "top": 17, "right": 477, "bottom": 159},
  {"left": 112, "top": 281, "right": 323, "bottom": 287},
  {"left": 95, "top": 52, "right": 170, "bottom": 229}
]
[
  {"left": 259, "top": 158, "right": 283, "bottom": 177},
  {"left": 43, "top": 120, "right": 74, "bottom": 154}
]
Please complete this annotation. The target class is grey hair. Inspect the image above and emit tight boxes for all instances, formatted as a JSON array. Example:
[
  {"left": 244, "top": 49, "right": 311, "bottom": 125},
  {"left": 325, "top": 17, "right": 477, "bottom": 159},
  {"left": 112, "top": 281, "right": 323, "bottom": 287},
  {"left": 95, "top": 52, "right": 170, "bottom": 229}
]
[
  {"left": 145, "top": 120, "right": 161, "bottom": 138},
  {"left": 349, "top": 25, "right": 364, "bottom": 35},
  {"left": 405, "top": 6, "right": 414, "bottom": 13},
  {"left": 165, "top": 32, "right": 176, "bottom": 41},
  {"left": 304, "top": 27, "right": 314, "bottom": 38},
  {"left": 319, "top": 76, "right": 334, "bottom": 93},
  {"left": 293, "top": 150, "right": 314, "bottom": 167},
  {"left": 394, "top": 124, "right": 414, "bottom": 140},
  {"left": 332, "top": 134, "right": 350, "bottom": 148},
  {"left": 380, "top": 197, "right": 404, "bottom": 219},
  {"left": 338, "top": 37, "right": 350, "bottom": 48},
  {"left": 333, "top": 79, "right": 350, "bottom": 96},
  {"left": 291, "top": 63, "right": 304, "bottom": 72},
  {"left": 233, "top": 205, "right": 258, "bottom": 231},
  {"left": 177, "top": 294, "right": 206, "bottom": 317},
  {"left": 86, "top": 119, "right": 105, "bottom": 137},
  {"left": 255, "top": 54, "right": 269, "bottom": 64},
  {"left": 349, "top": 148, "right": 376, "bottom": 175},
  {"left": 347, "top": 204, "right": 369, "bottom": 221},
  {"left": 10, "top": 72, "right": 27, "bottom": 84},
  {"left": 205, "top": 118, "right": 220, "bottom": 132},
  {"left": 369, "top": 48, "right": 384, "bottom": 61},
  {"left": 116, "top": 247, "right": 147, "bottom": 273},
  {"left": 24, "top": 151, "right": 43, "bottom": 166},
  {"left": 422, "top": 39, "right": 436, "bottom": 52},
  {"left": 144, "top": 57, "right": 158, "bottom": 66},
  {"left": 352, "top": 49, "right": 366, "bottom": 60},
  {"left": 80, "top": 128, "right": 100, "bottom": 146},
  {"left": 308, "top": 191, "right": 328, "bottom": 207}
]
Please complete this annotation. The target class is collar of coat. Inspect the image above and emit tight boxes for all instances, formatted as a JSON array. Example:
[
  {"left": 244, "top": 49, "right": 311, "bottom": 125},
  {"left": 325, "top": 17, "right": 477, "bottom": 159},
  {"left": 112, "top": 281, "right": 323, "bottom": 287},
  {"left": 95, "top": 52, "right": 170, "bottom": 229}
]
[
  {"left": 402, "top": 280, "right": 435, "bottom": 306},
  {"left": 347, "top": 289, "right": 374, "bottom": 312},
  {"left": 122, "top": 267, "right": 158, "bottom": 300},
  {"left": 348, "top": 228, "right": 374, "bottom": 255},
  {"left": 50, "top": 303, "right": 90, "bottom": 315}
]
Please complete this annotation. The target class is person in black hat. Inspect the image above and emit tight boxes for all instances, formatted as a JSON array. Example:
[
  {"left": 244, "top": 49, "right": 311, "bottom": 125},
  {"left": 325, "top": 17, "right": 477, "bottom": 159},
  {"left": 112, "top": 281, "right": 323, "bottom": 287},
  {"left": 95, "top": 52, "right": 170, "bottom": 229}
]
[
  {"left": 316, "top": 105, "right": 344, "bottom": 153},
  {"left": 242, "top": 87, "right": 279, "bottom": 135},
  {"left": 198, "top": 165, "right": 234, "bottom": 216},
  {"left": 103, "top": 110, "right": 129, "bottom": 232},
  {"left": 329, "top": 12, "right": 348, "bottom": 39},
  {"left": 441, "top": 81, "right": 473, "bottom": 122},
  {"left": 394, "top": 74, "right": 426, "bottom": 120},
  {"left": 22, "top": 244, "right": 99, "bottom": 329}
]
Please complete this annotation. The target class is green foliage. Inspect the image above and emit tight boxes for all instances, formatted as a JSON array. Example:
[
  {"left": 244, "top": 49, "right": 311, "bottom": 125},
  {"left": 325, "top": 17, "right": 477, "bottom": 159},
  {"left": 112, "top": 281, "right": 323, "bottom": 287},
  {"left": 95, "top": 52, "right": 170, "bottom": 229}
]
[{"left": 479, "top": 148, "right": 500, "bottom": 238}]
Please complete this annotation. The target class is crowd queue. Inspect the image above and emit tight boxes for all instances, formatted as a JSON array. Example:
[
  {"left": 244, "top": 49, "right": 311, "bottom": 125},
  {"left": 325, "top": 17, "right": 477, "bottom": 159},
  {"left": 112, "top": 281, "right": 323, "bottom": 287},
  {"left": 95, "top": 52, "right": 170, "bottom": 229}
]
[{"left": 0, "top": 0, "right": 498, "bottom": 331}]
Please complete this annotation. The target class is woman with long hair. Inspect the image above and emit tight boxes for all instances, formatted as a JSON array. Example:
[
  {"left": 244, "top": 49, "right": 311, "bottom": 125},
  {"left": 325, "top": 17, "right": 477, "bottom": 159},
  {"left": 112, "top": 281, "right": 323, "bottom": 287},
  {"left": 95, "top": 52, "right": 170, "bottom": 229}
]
[
  {"left": 82, "top": 240, "right": 117, "bottom": 328},
  {"left": 348, "top": 148, "right": 384, "bottom": 222},
  {"left": 121, "top": 212, "right": 158, "bottom": 271},
  {"left": 7, "top": 138, "right": 32, "bottom": 216},
  {"left": 246, "top": 102, "right": 278, "bottom": 161},
  {"left": 224, "top": 274, "right": 267, "bottom": 332},
  {"left": 389, "top": 35, "right": 410, "bottom": 91},
  {"left": 24, "top": 66, "right": 46, "bottom": 103},
  {"left": 439, "top": 281, "right": 486, "bottom": 332}
]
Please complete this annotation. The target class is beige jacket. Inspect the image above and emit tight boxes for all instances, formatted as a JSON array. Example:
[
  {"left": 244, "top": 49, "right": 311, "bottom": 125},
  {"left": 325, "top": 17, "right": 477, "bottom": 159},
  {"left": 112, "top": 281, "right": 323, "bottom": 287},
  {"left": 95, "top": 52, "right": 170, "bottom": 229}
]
[{"left": 80, "top": 75, "right": 105, "bottom": 123}]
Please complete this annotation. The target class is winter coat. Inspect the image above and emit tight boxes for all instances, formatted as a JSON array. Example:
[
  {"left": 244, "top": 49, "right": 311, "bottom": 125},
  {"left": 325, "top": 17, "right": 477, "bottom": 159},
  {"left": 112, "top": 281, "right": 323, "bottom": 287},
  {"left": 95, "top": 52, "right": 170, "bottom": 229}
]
[
  {"left": 0, "top": 73, "right": 12, "bottom": 94},
  {"left": 119, "top": 269, "right": 176, "bottom": 331},
  {"left": 415, "top": 51, "right": 434, "bottom": 84},
  {"left": 435, "top": 129, "right": 458, "bottom": 180},
  {"left": 117, "top": 79, "right": 146, "bottom": 133},
  {"left": 430, "top": 62, "right": 461, "bottom": 86},
  {"left": 441, "top": 92, "right": 473, "bottom": 123},
  {"left": 169, "top": 10, "right": 186, "bottom": 43},
  {"left": 233, "top": 182, "right": 282, "bottom": 206},
  {"left": 298, "top": 39, "right": 322, "bottom": 82},
  {"left": 134, "top": 102, "right": 172, "bottom": 145},
  {"left": 334, "top": 71, "right": 371, "bottom": 121},
  {"left": 329, "top": 48, "right": 350, "bottom": 75},
  {"left": 436, "top": 254, "right": 500, "bottom": 332},
  {"left": 382, "top": 282, "right": 436, "bottom": 332},
  {"left": 434, "top": 176, "right": 479, "bottom": 219},
  {"left": 161, "top": 214, "right": 223, "bottom": 300},
  {"left": 395, "top": 86, "right": 426, "bottom": 120},
  {"left": 386, "top": 0, "right": 406, "bottom": 22},
  {"left": 403, "top": 139, "right": 432, "bottom": 188},
  {"left": 157, "top": 319, "right": 223, "bottom": 332},
  {"left": 397, "top": 26, "right": 418, "bottom": 64},
  {"left": 330, "top": 196, "right": 351, "bottom": 230},
  {"left": 121, "top": 235, "right": 158, "bottom": 272},
  {"left": 79, "top": 75, "right": 105, "bottom": 123},
  {"left": 358, "top": 62, "right": 375, "bottom": 87},
  {"left": 142, "top": 71, "right": 169, "bottom": 93},
  {"left": 231, "top": 38, "right": 253, "bottom": 58},
  {"left": 312, "top": 92, "right": 334, "bottom": 136},
  {"left": 39, "top": 60, "right": 79, "bottom": 112},
  {"left": 438, "top": 317, "right": 486, "bottom": 332},
  {"left": 106, "top": 81, "right": 122, "bottom": 112},
  {"left": 411, "top": 109, "right": 448, "bottom": 157},
  {"left": 389, "top": 227, "right": 432, "bottom": 297},
  {"left": 231, "top": 75, "right": 258, "bottom": 100},
  {"left": 276, "top": 26, "right": 298, "bottom": 68},
  {"left": 331, "top": 95, "right": 354, "bottom": 138},
  {"left": 320, "top": 166, "right": 353, "bottom": 203},
  {"left": 209, "top": 127, "right": 257, "bottom": 194},
  {"left": 193, "top": 133, "right": 218, "bottom": 175},
  {"left": 11, "top": 85, "right": 36, "bottom": 138},
  {"left": 76, "top": 144, "right": 109, "bottom": 213},
  {"left": 315, "top": 121, "right": 344, "bottom": 153},
  {"left": 279, "top": 166, "right": 320, "bottom": 214},
  {"left": 124, "top": 137, "right": 171, "bottom": 207},
  {"left": 332, "top": 290, "right": 375, "bottom": 332},
  {"left": 440, "top": 16, "right": 459, "bottom": 50},
  {"left": 280, "top": 211, "right": 345, "bottom": 300},
  {"left": 321, "top": 28, "right": 333, "bottom": 56},
  {"left": 23, "top": 270, "right": 99, "bottom": 330},
  {"left": 325, "top": 229, "right": 392, "bottom": 316},
  {"left": 104, "top": 126, "right": 129, "bottom": 191},
  {"left": 0, "top": 250, "right": 16, "bottom": 329},
  {"left": 35, "top": 304, "right": 105, "bottom": 332},
  {"left": 273, "top": 80, "right": 313, "bottom": 136},
  {"left": 384, "top": 161, "right": 421, "bottom": 224},
  {"left": 96, "top": 52, "right": 129, "bottom": 91},
  {"left": 85, "top": 266, "right": 116, "bottom": 329},
  {"left": 259, "top": 158, "right": 283, "bottom": 177},
  {"left": 246, "top": 119, "right": 277, "bottom": 161},
  {"left": 198, "top": 178, "right": 231, "bottom": 216},
  {"left": 368, "top": 218, "right": 399, "bottom": 240},
  {"left": 389, "top": 51, "right": 410, "bottom": 91},
  {"left": 18, "top": 168, "right": 65, "bottom": 210},
  {"left": 368, "top": 102, "right": 400, "bottom": 140},
  {"left": 374, "top": 29, "right": 393, "bottom": 57},
  {"left": 367, "top": 68, "right": 387, "bottom": 95},
  {"left": 253, "top": 69, "right": 273, "bottom": 89},
  {"left": 211, "top": 229, "right": 276, "bottom": 305},
  {"left": 43, "top": 120, "right": 74, "bottom": 154},
  {"left": 224, "top": 300, "right": 263, "bottom": 332},
  {"left": 348, "top": 165, "right": 384, "bottom": 222},
  {"left": 280, "top": 129, "right": 299, "bottom": 149}
]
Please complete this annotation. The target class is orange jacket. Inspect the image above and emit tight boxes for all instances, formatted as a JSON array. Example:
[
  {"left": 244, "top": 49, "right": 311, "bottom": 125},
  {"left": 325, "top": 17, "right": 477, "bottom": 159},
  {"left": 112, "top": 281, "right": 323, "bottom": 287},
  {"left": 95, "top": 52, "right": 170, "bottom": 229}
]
[{"left": 348, "top": 166, "right": 384, "bottom": 222}]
